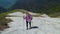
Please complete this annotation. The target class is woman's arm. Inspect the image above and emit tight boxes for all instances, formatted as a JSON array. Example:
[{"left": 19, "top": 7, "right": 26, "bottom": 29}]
[{"left": 23, "top": 15, "right": 26, "bottom": 19}]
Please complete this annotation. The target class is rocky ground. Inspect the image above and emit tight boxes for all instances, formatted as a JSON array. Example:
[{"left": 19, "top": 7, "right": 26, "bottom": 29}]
[{"left": 0, "top": 12, "right": 60, "bottom": 34}]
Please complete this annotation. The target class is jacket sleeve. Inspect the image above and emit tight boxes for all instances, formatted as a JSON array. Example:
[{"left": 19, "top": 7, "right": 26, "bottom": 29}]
[
  {"left": 23, "top": 15, "right": 26, "bottom": 19},
  {"left": 30, "top": 15, "right": 33, "bottom": 20}
]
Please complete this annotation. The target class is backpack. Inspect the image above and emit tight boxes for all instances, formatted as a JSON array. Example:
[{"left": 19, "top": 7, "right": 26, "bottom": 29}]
[{"left": 28, "top": 14, "right": 33, "bottom": 20}]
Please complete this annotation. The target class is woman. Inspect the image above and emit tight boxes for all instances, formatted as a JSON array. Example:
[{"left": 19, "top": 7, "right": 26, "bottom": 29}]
[{"left": 23, "top": 12, "right": 33, "bottom": 30}]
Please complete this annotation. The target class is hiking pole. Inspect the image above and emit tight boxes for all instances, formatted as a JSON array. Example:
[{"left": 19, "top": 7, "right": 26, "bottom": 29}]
[
  {"left": 23, "top": 15, "right": 24, "bottom": 30},
  {"left": 23, "top": 14, "right": 25, "bottom": 30}
]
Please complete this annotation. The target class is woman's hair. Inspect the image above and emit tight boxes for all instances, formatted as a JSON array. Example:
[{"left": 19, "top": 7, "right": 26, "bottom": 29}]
[{"left": 26, "top": 11, "right": 29, "bottom": 14}]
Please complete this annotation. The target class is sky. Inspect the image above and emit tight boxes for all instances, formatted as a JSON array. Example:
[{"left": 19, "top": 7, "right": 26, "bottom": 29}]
[{"left": 0, "top": 0, "right": 17, "bottom": 9}]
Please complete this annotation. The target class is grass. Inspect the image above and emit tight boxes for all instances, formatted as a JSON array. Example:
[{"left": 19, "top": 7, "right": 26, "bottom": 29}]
[
  {"left": 0, "top": 9, "right": 27, "bottom": 17},
  {"left": 0, "top": 15, "right": 12, "bottom": 30},
  {"left": 1, "top": 9, "right": 60, "bottom": 18},
  {"left": 48, "top": 12, "right": 60, "bottom": 18},
  {"left": 0, "top": 9, "right": 23, "bottom": 30},
  {"left": 0, "top": 9, "right": 16, "bottom": 30},
  {"left": 0, "top": 10, "right": 17, "bottom": 16},
  {"left": 0, "top": 9, "right": 60, "bottom": 30}
]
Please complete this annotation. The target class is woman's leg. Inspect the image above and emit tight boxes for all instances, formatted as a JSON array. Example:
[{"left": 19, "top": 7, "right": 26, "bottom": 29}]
[
  {"left": 26, "top": 21, "right": 28, "bottom": 30},
  {"left": 29, "top": 22, "right": 31, "bottom": 28}
]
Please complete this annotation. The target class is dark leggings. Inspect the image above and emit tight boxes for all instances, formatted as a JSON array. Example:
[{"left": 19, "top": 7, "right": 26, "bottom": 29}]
[{"left": 26, "top": 21, "right": 31, "bottom": 29}]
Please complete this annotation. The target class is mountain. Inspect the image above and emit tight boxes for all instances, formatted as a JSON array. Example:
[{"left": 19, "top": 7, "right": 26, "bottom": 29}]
[
  {"left": 10, "top": 0, "right": 60, "bottom": 12},
  {"left": 0, "top": 6, "right": 7, "bottom": 13},
  {"left": 0, "top": 0, "right": 17, "bottom": 9},
  {"left": 0, "top": 0, "right": 60, "bottom": 15},
  {"left": 0, "top": 0, "right": 60, "bottom": 10}
]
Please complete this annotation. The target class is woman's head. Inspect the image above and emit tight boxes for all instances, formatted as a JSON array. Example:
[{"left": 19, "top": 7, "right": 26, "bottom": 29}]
[{"left": 26, "top": 11, "right": 29, "bottom": 14}]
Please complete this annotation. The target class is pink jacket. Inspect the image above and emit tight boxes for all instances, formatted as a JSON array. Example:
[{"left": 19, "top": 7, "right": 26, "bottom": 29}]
[{"left": 23, "top": 14, "right": 32, "bottom": 22}]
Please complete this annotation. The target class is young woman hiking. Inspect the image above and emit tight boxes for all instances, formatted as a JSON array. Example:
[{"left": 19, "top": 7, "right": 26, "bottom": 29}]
[{"left": 23, "top": 12, "right": 33, "bottom": 30}]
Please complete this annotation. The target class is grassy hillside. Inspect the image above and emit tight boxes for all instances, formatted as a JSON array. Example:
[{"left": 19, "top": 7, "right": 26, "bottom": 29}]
[
  {"left": 0, "top": 9, "right": 26, "bottom": 30},
  {"left": 0, "top": 10, "right": 16, "bottom": 30},
  {"left": 0, "top": 9, "right": 60, "bottom": 30},
  {"left": 0, "top": 0, "right": 60, "bottom": 17},
  {"left": 9, "top": 0, "right": 60, "bottom": 17},
  {"left": 0, "top": 15, "right": 12, "bottom": 30}
]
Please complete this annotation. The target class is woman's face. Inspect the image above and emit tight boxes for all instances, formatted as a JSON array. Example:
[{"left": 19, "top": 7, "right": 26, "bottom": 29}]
[{"left": 26, "top": 12, "right": 29, "bottom": 15}]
